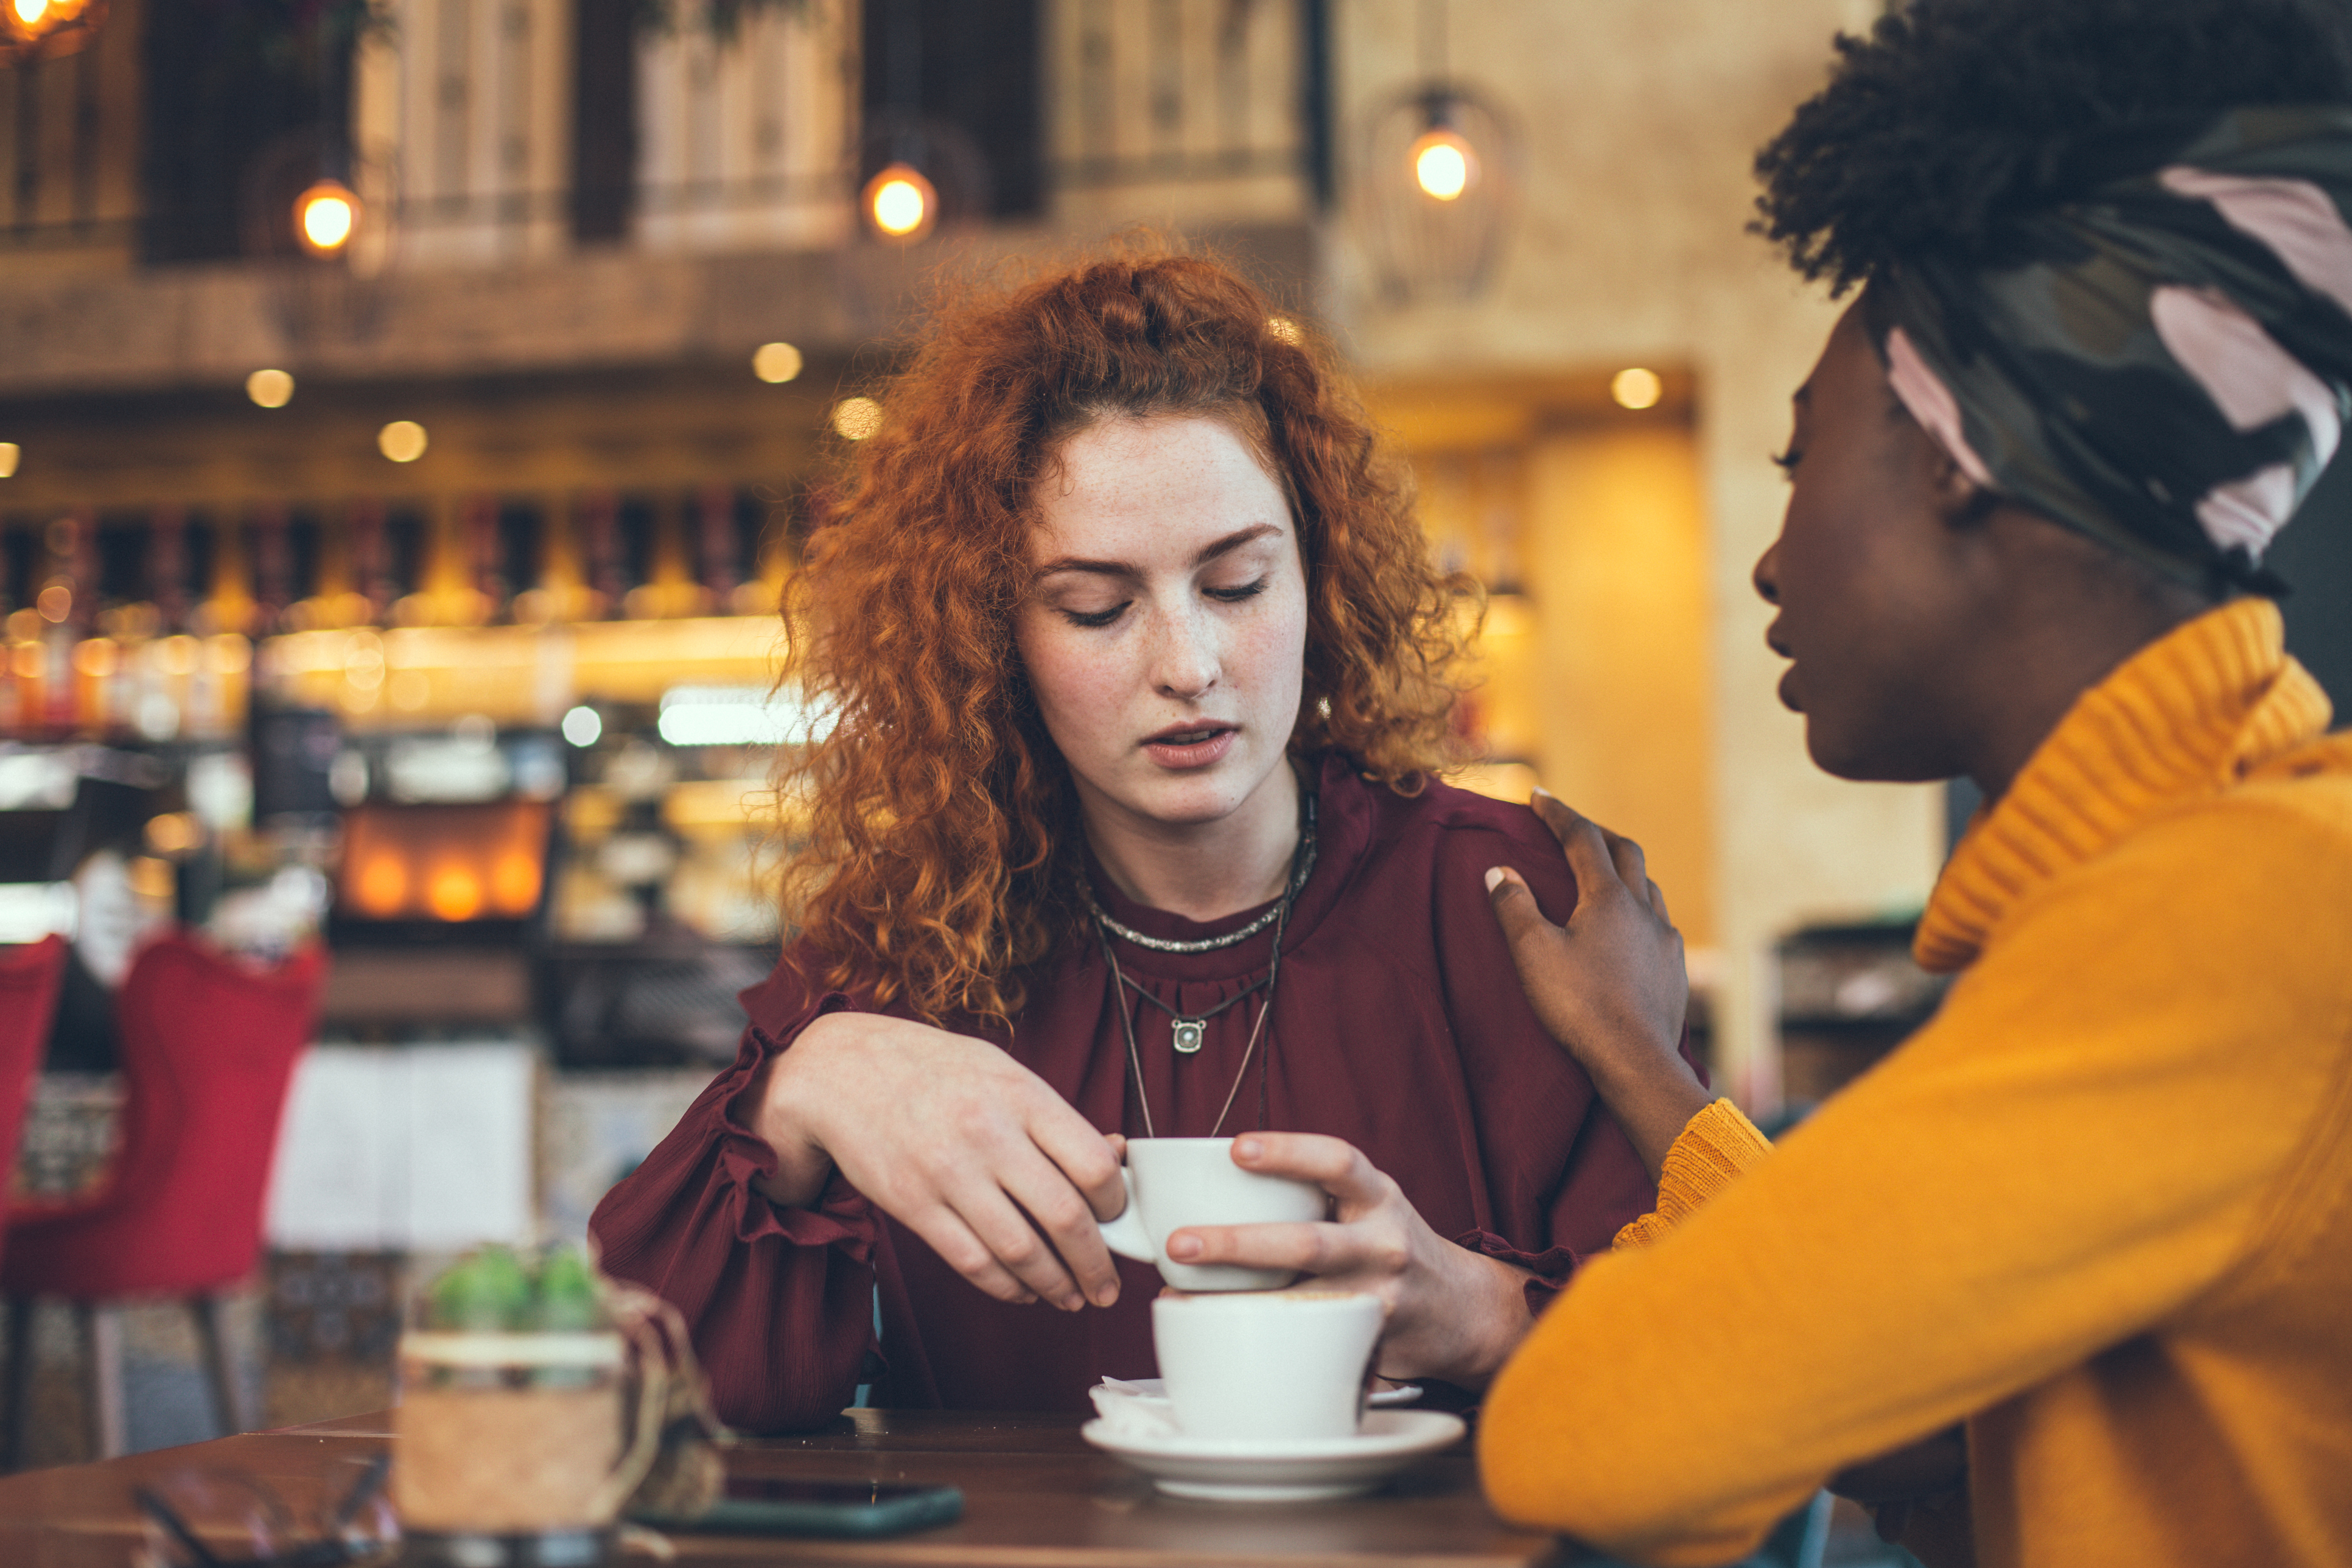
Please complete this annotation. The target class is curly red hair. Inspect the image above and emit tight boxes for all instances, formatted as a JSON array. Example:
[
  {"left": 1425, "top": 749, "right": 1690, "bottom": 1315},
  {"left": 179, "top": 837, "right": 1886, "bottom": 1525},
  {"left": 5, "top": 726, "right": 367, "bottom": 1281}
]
[{"left": 782, "top": 249, "right": 1474, "bottom": 1025}]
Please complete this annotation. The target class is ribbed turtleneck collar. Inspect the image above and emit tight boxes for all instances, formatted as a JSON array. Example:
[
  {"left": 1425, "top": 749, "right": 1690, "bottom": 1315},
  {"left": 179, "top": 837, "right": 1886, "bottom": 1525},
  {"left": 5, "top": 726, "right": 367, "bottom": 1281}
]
[{"left": 1914, "top": 598, "right": 2334, "bottom": 973}]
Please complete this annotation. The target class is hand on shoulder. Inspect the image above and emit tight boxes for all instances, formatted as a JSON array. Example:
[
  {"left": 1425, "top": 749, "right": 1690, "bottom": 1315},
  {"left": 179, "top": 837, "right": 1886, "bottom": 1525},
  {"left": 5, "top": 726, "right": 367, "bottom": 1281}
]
[{"left": 1484, "top": 791, "right": 1709, "bottom": 1178}]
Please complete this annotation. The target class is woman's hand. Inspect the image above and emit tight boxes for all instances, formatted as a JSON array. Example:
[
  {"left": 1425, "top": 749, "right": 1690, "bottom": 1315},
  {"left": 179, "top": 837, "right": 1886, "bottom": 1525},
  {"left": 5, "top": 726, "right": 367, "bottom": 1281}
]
[
  {"left": 1485, "top": 790, "right": 1709, "bottom": 1178},
  {"left": 750, "top": 1012, "right": 1128, "bottom": 1312},
  {"left": 1159, "top": 1133, "right": 1536, "bottom": 1390}
]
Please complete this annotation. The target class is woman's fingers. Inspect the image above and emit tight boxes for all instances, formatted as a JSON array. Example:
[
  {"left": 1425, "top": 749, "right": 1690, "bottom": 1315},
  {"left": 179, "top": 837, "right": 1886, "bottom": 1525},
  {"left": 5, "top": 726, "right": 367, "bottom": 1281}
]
[
  {"left": 1527, "top": 789, "right": 1627, "bottom": 899},
  {"left": 997, "top": 1139, "right": 1124, "bottom": 1309},
  {"left": 1163, "top": 1219, "right": 1367, "bottom": 1277},
  {"left": 1230, "top": 1131, "right": 1378, "bottom": 1205},
  {"left": 897, "top": 1200, "right": 1039, "bottom": 1306},
  {"left": 943, "top": 1167, "right": 1092, "bottom": 1311}
]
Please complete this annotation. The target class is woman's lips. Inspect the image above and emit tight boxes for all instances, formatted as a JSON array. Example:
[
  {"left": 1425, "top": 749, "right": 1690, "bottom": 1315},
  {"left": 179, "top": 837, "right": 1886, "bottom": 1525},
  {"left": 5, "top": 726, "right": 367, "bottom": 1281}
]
[{"left": 1142, "top": 726, "right": 1237, "bottom": 769}]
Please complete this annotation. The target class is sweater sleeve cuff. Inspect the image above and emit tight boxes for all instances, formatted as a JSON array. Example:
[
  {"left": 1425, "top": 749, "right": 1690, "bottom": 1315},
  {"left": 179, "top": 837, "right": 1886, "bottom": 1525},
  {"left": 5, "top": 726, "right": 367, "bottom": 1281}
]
[
  {"left": 1611, "top": 1097, "right": 1773, "bottom": 1250},
  {"left": 716, "top": 994, "right": 879, "bottom": 1261},
  {"left": 1453, "top": 1230, "right": 1586, "bottom": 1318}
]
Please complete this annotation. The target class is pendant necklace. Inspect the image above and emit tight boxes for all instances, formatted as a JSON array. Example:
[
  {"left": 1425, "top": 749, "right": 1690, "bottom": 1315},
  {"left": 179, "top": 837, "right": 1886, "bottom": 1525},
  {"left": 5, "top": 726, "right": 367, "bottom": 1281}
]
[{"left": 1086, "top": 794, "right": 1315, "bottom": 1138}]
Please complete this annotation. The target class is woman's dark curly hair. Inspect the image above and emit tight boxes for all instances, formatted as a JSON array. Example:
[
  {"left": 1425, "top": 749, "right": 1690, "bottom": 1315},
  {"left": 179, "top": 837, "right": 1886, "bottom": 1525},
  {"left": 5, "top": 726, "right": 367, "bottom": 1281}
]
[{"left": 1754, "top": 0, "right": 2352, "bottom": 294}]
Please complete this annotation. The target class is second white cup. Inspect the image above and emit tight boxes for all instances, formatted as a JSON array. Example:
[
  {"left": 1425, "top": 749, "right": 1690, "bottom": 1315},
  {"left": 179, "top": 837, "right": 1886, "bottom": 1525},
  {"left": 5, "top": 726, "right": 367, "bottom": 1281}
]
[
  {"left": 1152, "top": 1291, "right": 1384, "bottom": 1441},
  {"left": 1094, "top": 1136, "right": 1326, "bottom": 1292}
]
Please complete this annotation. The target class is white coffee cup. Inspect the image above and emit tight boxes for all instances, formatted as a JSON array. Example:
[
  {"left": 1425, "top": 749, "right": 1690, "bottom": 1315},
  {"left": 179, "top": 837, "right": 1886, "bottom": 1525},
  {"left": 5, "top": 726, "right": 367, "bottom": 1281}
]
[
  {"left": 1152, "top": 1291, "right": 1384, "bottom": 1441},
  {"left": 1094, "top": 1136, "right": 1326, "bottom": 1292}
]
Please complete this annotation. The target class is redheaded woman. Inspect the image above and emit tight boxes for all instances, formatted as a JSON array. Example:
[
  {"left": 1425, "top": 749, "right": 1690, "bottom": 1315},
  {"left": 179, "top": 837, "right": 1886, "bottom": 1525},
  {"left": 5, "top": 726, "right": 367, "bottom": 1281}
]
[{"left": 591, "top": 253, "right": 1672, "bottom": 1431}]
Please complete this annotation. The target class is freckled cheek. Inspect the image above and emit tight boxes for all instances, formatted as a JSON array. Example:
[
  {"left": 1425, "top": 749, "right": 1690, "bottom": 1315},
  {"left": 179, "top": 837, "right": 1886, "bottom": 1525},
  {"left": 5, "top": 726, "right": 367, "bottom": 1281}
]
[{"left": 1024, "top": 628, "right": 1156, "bottom": 756}]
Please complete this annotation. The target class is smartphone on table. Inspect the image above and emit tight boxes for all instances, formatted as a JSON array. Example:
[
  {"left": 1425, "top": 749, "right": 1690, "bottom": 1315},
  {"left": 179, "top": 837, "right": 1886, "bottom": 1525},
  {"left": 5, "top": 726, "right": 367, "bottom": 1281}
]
[{"left": 631, "top": 1474, "right": 964, "bottom": 1538}]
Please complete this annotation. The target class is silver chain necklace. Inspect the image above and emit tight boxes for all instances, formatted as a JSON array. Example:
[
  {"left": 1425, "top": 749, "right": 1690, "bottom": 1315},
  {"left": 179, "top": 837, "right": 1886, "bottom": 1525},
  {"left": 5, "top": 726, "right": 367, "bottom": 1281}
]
[
  {"left": 1087, "top": 794, "right": 1315, "bottom": 1137},
  {"left": 1077, "top": 794, "right": 1318, "bottom": 954}
]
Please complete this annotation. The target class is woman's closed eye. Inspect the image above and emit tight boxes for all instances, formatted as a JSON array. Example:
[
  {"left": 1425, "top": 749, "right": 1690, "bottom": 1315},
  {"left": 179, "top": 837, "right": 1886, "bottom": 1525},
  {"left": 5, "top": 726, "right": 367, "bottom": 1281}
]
[
  {"left": 1205, "top": 576, "right": 1269, "bottom": 604},
  {"left": 1059, "top": 600, "right": 1131, "bottom": 629},
  {"left": 1769, "top": 446, "right": 1803, "bottom": 480}
]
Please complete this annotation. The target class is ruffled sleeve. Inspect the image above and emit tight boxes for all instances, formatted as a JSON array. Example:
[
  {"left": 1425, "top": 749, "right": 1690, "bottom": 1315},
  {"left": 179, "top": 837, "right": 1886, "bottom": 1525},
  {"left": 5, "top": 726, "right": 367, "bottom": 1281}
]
[
  {"left": 1611, "top": 1099, "right": 1774, "bottom": 1250},
  {"left": 589, "top": 969, "right": 883, "bottom": 1433}
]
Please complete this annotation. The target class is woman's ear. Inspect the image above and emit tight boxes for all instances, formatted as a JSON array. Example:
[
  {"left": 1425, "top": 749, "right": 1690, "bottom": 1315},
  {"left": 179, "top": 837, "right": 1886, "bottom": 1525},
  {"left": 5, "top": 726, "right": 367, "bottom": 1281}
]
[{"left": 1908, "top": 419, "right": 2000, "bottom": 528}]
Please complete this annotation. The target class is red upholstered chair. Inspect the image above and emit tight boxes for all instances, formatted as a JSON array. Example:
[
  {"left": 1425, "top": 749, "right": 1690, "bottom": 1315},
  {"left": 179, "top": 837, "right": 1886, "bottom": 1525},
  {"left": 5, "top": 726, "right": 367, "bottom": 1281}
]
[
  {"left": 1, "top": 933, "right": 324, "bottom": 1465},
  {"left": 0, "top": 937, "right": 68, "bottom": 1255}
]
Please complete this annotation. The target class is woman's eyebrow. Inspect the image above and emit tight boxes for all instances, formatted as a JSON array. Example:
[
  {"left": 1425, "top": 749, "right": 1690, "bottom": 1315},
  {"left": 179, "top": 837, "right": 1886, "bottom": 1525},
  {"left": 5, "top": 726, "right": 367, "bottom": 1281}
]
[{"left": 1034, "top": 522, "right": 1283, "bottom": 580}]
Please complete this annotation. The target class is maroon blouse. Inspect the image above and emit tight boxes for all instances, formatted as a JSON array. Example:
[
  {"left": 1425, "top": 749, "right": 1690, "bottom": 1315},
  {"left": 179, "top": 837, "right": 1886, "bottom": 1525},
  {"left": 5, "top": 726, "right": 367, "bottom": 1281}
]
[{"left": 592, "top": 757, "right": 1662, "bottom": 1432}]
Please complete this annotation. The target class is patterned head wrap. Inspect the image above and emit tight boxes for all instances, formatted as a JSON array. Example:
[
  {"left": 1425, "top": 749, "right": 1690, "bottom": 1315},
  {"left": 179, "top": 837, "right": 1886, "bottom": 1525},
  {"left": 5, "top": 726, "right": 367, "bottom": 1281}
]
[{"left": 1870, "top": 106, "right": 2352, "bottom": 595}]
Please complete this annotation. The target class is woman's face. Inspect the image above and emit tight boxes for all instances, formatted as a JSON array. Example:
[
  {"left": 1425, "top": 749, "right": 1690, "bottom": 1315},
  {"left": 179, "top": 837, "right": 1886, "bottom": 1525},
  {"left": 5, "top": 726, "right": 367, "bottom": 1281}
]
[
  {"left": 1753, "top": 303, "right": 1995, "bottom": 782},
  {"left": 1017, "top": 413, "right": 1309, "bottom": 838}
]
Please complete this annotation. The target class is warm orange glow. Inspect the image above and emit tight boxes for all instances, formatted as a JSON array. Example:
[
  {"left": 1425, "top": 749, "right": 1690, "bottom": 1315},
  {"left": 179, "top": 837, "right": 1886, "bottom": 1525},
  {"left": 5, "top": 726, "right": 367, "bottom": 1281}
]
[
  {"left": 863, "top": 163, "right": 936, "bottom": 240},
  {"left": 378, "top": 420, "right": 428, "bottom": 463},
  {"left": 831, "top": 397, "right": 883, "bottom": 441},
  {"left": 295, "top": 180, "right": 359, "bottom": 256},
  {"left": 752, "top": 341, "right": 803, "bottom": 384},
  {"left": 9, "top": 643, "right": 39, "bottom": 679},
  {"left": 36, "top": 584, "right": 70, "bottom": 623},
  {"left": 71, "top": 637, "right": 117, "bottom": 678},
  {"left": 425, "top": 865, "right": 483, "bottom": 922},
  {"left": 247, "top": 368, "right": 295, "bottom": 408},
  {"left": 4, "top": 0, "right": 100, "bottom": 52},
  {"left": 206, "top": 634, "right": 251, "bottom": 674},
  {"left": 490, "top": 851, "right": 542, "bottom": 915},
  {"left": 145, "top": 813, "right": 203, "bottom": 855},
  {"left": 354, "top": 856, "right": 408, "bottom": 917},
  {"left": 157, "top": 634, "right": 199, "bottom": 676},
  {"left": 1612, "top": 367, "right": 1664, "bottom": 411},
  {"left": 1410, "top": 129, "right": 1475, "bottom": 201}
]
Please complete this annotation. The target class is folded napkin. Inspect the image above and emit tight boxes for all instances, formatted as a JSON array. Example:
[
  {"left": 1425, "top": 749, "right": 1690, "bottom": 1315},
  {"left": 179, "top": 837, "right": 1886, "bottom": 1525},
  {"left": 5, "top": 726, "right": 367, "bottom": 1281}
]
[
  {"left": 1088, "top": 1375, "right": 1424, "bottom": 1441},
  {"left": 1088, "top": 1377, "right": 1181, "bottom": 1440}
]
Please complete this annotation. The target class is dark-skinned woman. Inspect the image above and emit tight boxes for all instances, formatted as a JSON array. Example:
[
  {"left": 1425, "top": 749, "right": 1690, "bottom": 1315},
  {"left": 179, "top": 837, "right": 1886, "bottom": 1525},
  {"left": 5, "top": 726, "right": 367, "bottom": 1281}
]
[{"left": 1474, "top": 3, "right": 2352, "bottom": 1566}]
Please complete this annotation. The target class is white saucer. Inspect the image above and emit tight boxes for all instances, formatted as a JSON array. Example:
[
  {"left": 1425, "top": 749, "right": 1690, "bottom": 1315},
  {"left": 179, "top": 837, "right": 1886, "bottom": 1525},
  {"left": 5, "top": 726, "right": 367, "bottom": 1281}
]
[{"left": 1081, "top": 1409, "right": 1468, "bottom": 1502}]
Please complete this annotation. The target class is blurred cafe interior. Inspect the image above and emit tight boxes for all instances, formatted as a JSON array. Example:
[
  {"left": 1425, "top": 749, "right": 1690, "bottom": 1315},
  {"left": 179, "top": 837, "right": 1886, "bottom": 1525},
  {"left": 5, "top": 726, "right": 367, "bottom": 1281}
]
[{"left": 0, "top": 0, "right": 2347, "bottom": 1471}]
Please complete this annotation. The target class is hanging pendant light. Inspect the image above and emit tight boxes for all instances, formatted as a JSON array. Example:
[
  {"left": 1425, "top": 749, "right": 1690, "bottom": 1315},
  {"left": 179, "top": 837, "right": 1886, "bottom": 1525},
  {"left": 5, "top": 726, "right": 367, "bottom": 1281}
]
[
  {"left": 0, "top": 0, "right": 107, "bottom": 63},
  {"left": 861, "top": 161, "right": 938, "bottom": 243},
  {"left": 294, "top": 178, "right": 363, "bottom": 257},
  {"left": 1354, "top": 1, "right": 1519, "bottom": 304}
]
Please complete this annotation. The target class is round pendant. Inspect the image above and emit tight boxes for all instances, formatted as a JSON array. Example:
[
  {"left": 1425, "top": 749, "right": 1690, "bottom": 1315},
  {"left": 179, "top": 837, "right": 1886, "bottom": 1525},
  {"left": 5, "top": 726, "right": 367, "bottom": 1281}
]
[{"left": 1172, "top": 1020, "right": 1206, "bottom": 1054}]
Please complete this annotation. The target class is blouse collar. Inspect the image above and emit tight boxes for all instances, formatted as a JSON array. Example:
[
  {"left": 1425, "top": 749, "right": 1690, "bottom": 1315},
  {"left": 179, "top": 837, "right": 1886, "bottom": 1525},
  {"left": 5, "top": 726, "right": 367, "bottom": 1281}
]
[{"left": 1080, "top": 752, "right": 1374, "bottom": 982}]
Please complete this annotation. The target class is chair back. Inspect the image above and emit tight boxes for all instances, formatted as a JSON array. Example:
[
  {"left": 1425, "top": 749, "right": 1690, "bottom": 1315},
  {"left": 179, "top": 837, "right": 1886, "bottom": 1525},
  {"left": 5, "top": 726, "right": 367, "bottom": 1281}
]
[
  {"left": 0, "top": 937, "right": 68, "bottom": 1247},
  {"left": 1, "top": 933, "right": 324, "bottom": 1299}
]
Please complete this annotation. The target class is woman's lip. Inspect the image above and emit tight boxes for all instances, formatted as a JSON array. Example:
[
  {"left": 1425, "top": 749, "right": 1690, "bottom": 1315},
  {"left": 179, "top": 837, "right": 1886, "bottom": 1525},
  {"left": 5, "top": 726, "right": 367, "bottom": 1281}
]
[{"left": 1142, "top": 728, "right": 1237, "bottom": 769}]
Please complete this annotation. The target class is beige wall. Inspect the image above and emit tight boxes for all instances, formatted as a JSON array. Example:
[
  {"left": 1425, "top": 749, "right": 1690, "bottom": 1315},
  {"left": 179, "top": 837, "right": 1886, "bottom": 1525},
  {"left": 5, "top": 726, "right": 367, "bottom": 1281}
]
[{"left": 1334, "top": 0, "right": 1944, "bottom": 1107}]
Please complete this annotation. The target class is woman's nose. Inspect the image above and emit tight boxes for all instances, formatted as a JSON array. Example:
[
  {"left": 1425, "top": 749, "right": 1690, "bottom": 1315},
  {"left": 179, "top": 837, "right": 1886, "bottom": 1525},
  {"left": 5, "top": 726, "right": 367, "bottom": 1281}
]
[
  {"left": 1752, "top": 540, "right": 1782, "bottom": 605},
  {"left": 1150, "top": 606, "right": 1219, "bottom": 699}
]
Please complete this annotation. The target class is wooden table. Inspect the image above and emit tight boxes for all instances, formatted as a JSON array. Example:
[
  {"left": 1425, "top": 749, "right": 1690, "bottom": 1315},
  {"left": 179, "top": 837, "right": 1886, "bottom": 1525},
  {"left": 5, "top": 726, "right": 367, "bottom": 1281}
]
[{"left": 0, "top": 1408, "right": 1577, "bottom": 1566}]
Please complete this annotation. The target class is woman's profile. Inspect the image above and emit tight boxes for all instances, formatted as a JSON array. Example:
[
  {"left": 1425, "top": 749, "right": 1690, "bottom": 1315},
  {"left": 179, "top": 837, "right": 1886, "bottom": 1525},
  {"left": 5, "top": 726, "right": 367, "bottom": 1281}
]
[{"left": 591, "top": 250, "right": 1682, "bottom": 1431}]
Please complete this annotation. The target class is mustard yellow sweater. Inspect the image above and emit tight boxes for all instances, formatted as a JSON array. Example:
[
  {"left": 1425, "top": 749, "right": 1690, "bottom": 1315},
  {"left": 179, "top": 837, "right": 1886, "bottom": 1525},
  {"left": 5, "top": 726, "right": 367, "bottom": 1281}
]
[{"left": 1480, "top": 600, "right": 2352, "bottom": 1568}]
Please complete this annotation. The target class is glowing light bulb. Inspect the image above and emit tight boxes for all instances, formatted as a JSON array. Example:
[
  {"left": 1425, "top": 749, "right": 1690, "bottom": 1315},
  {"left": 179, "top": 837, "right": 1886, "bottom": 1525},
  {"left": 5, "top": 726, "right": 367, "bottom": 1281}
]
[
  {"left": 426, "top": 865, "right": 483, "bottom": 922},
  {"left": 752, "top": 341, "right": 803, "bottom": 384},
  {"left": 491, "top": 851, "right": 542, "bottom": 915},
  {"left": 355, "top": 856, "right": 407, "bottom": 917},
  {"left": 294, "top": 180, "right": 359, "bottom": 256},
  {"left": 378, "top": 420, "right": 428, "bottom": 463},
  {"left": 1611, "top": 367, "right": 1664, "bottom": 411},
  {"left": 1410, "top": 130, "right": 1475, "bottom": 201},
  {"left": 247, "top": 368, "right": 294, "bottom": 408},
  {"left": 831, "top": 397, "right": 883, "bottom": 441},
  {"left": 863, "top": 163, "right": 936, "bottom": 240},
  {"left": 13, "top": 0, "right": 52, "bottom": 27}
]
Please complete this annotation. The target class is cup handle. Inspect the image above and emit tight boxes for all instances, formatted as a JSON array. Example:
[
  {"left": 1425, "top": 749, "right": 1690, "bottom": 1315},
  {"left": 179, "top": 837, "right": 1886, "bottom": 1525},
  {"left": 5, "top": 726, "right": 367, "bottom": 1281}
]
[{"left": 1094, "top": 1164, "right": 1156, "bottom": 1264}]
